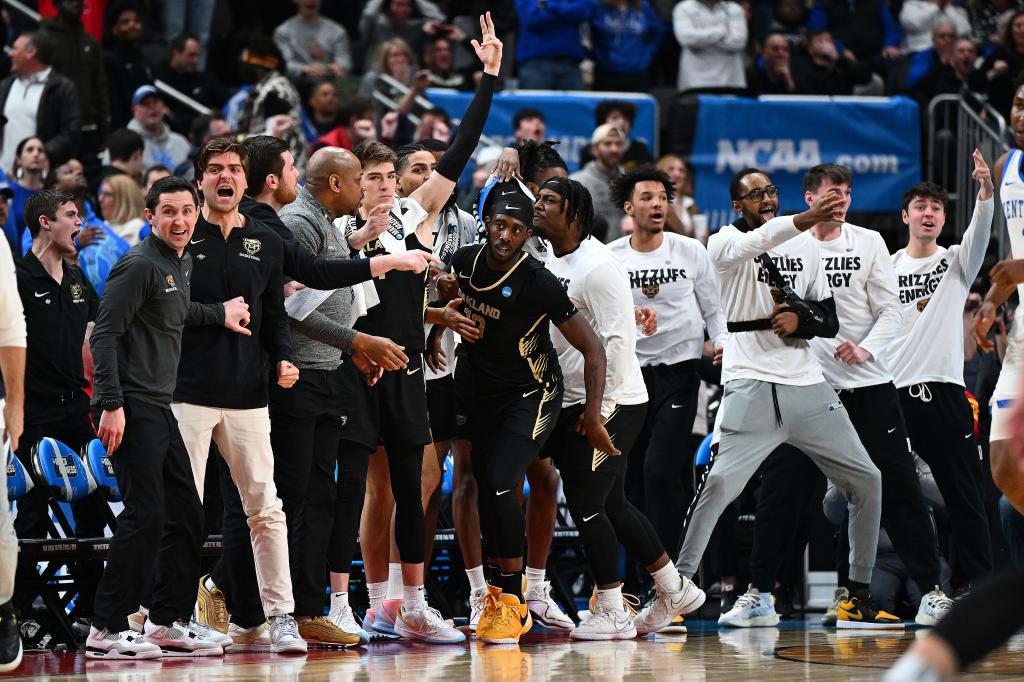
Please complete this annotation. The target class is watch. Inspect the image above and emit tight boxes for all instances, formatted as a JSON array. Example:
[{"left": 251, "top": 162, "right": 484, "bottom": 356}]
[{"left": 101, "top": 398, "right": 124, "bottom": 412}]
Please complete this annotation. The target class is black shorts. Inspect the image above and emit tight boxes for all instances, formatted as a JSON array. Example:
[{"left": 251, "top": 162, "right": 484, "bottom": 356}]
[
  {"left": 544, "top": 402, "right": 648, "bottom": 474},
  {"left": 426, "top": 374, "right": 457, "bottom": 442},
  {"left": 367, "top": 354, "right": 431, "bottom": 451},
  {"left": 472, "top": 382, "right": 564, "bottom": 453}
]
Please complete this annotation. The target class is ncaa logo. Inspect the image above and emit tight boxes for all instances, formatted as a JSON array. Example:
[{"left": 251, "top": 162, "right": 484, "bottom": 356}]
[
  {"left": 243, "top": 238, "right": 262, "bottom": 255},
  {"left": 501, "top": 286, "right": 512, "bottom": 298}
]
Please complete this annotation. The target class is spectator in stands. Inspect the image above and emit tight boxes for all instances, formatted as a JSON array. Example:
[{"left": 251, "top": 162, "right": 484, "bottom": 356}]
[
  {"left": 657, "top": 153, "right": 706, "bottom": 241},
  {"left": 422, "top": 35, "right": 476, "bottom": 90},
  {"left": 579, "top": 101, "right": 653, "bottom": 169},
  {"left": 807, "top": 0, "right": 903, "bottom": 75},
  {"left": 587, "top": 0, "right": 666, "bottom": 92},
  {"left": 413, "top": 107, "right": 452, "bottom": 142},
  {"left": 970, "top": 0, "right": 1022, "bottom": 48},
  {"left": 765, "top": 0, "right": 809, "bottom": 46},
  {"left": 971, "top": 10, "right": 1024, "bottom": 121},
  {"left": 903, "top": 20, "right": 959, "bottom": 94},
  {"left": 911, "top": 37, "right": 978, "bottom": 106},
  {"left": 94, "top": 128, "right": 145, "bottom": 193},
  {"left": 161, "top": 0, "right": 215, "bottom": 68},
  {"left": 236, "top": 36, "right": 309, "bottom": 173},
  {"left": 0, "top": 32, "right": 80, "bottom": 174},
  {"left": 50, "top": 159, "right": 129, "bottom": 297},
  {"left": 359, "top": 0, "right": 446, "bottom": 69},
  {"left": 314, "top": 96, "right": 377, "bottom": 152},
  {"left": 358, "top": 38, "right": 419, "bottom": 103},
  {"left": 143, "top": 164, "right": 170, "bottom": 192},
  {"left": 273, "top": 0, "right": 354, "bottom": 83},
  {"left": 173, "top": 113, "right": 233, "bottom": 179},
  {"left": 900, "top": 0, "right": 971, "bottom": 53},
  {"left": 127, "top": 85, "right": 192, "bottom": 173},
  {"left": 4, "top": 138, "right": 47, "bottom": 257},
  {"left": 673, "top": 0, "right": 748, "bottom": 93},
  {"left": 569, "top": 123, "right": 625, "bottom": 242},
  {"left": 97, "top": 174, "right": 146, "bottom": 245},
  {"left": 513, "top": 107, "right": 546, "bottom": 142},
  {"left": 515, "top": 0, "right": 587, "bottom": 90},
  {"left": 748, "top": 32, "right": 799, "bottom": 94},
  {"left": 791, "top": 29, "right": 873, "bottom": 95},
  {"left": 154, "top": 33, "right": 229, "bottom": 136},
  {"left": 39, "top": 0, "right": 109, "bottom": 173},
  {"left": 103, "top": 2, "right": 153, "bottom": 131},
  {"left": 301, "top": 80, "right": 341, "bottom": 143}
]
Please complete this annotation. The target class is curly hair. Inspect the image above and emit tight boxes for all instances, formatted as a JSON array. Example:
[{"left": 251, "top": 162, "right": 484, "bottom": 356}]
[
  {"left": 516, "top": 140, "right": 567, "bottom": 185},
  {"left": 610, "top": 166, "right": 674, "bottom": 209}
]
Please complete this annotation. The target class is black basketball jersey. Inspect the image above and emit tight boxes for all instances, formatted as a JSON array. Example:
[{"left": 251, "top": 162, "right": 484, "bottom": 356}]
[
  {"left": 347, "top": 198, "right": 431, "bottom": 352},
  {"left": 450, "top": 243, "right": 577, "bottom": 393}
]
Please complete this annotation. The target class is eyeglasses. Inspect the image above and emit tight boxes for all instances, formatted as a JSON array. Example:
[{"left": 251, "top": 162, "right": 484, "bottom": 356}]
[{"left": 738, "top": 185, "right": 779, "bottom": 202}]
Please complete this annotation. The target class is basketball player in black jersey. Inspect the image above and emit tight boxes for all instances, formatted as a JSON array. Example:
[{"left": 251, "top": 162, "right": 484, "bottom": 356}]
[{"left": 446, "top": 186, "right": 614, "bottom": 644}]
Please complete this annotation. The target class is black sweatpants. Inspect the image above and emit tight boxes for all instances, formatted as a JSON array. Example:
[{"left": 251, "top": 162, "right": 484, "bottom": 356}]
[
  {"left": 750, "top": 382, "right": 941, "bottom": 593},
  {"left": 91, "top": 399, "right": 204, "bottom": 632},
  {"left": 551, "top": 403, "right": 664, "bottom": 585},
  {"left": 900, "top": 382, "right": 993, "bottom": 587},
  {"left": 932, "top": 567, "right": 1024, "bottom": 669},
  {"left": 326, "top": 447, "right": 372, "bottom": 575},
  {"left": 13, "top": 392, "right": 106, "bottom": 618},
  {"left": 626, "top": 360, "right": 700, "bottom": 554}
]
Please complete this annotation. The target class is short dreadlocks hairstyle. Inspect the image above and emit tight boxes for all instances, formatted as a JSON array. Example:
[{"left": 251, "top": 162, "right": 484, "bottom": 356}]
[
  {"left": 516, "top": 140, "right": 567, "bottom": 185},
  {"left": 610, "top": 166, "right": 674, "bottom": 209},
  {"left": 543, "top": 176, "right": 595, "bottom": 240}
]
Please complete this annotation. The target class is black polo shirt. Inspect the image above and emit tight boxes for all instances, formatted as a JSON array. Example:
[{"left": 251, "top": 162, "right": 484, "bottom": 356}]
[{"left": 16, "top": 251, "right": 97, "bottom": 403}]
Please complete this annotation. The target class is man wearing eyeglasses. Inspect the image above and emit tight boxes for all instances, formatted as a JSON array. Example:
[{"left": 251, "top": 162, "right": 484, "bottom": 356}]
[{"left": 672, "top": 168, "right": 898, "bottom": 630}]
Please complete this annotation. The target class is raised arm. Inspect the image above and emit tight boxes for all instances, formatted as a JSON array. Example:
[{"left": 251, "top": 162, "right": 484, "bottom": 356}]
[
  {"left": 955, "top": 149, "right": 994, "bottom": 284},
  {"left": 409, "top": 13, "right": 501, "bottom": 246}
]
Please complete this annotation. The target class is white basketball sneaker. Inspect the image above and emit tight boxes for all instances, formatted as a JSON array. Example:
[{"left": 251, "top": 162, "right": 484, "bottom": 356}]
[
  {"left": 718, "top": 587, "right": 780, "bottom": 628},
  {"left": 86, "top": 626, "right": 161, "bottom": 659},
  {"left": 143, "top": 618, "right": 224, "bottom": 657}
]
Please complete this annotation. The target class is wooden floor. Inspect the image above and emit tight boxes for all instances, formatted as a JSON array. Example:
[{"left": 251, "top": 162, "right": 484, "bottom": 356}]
[{"left": 4, "top": 620, "right": 1023, "bottom": 680}]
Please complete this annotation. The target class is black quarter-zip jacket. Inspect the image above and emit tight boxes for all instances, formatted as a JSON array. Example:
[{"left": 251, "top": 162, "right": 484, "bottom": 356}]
[
  {"left": 173, "top": 212, "right": 292, "bottom": 409},
  {"left": 90, "top": 235, "right": 225, "bottom": 408}
]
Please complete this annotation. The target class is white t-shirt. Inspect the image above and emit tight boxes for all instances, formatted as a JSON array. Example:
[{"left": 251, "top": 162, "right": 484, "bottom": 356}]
[
  {"left": 888, "top": 197, "right": 993, "bottom": 388},
  {"left": 708, "top": 216, "right": 830, "bottom": 386},
  {"left": 606, "top": 231, "right": 728, "bottom": 366},
  {"left": 545, "top": 236, "right": 648, "bottom": 416},
  {"left": 803, "top": 224, "right": 902, "bottom": 390},
  {"left": 425, "top": 204, "right": 477, "bottom": 381}
]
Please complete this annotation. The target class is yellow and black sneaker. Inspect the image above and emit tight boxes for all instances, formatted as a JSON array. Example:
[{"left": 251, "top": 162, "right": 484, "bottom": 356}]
[{"left": 836, "top": 593, "right": 904, "bottom": 630}]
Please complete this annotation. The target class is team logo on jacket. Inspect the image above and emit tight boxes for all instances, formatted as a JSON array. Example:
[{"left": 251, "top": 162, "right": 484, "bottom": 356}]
[
  {"left": 166, "top": 275, "right": 175, "bottom": 288},
  {"left": 243, "top": 238, "right": 262, "bottom": 255},
  {"left": 642, "top": 282, "right": 659, "bottom": 298},
  {"left": 70, "top": 283, "right": 84, "bottom": 302},
  {"left": 916, "top": 298, "right": 929, "bottom": 312}
]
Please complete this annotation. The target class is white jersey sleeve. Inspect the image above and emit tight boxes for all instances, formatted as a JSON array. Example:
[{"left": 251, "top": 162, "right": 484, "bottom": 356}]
[
  {"left": 692, "top": 244, "right": 729, "bottom": 350},
  {"left": 707, "top": 215, "right": 801, "bottom": 274}
]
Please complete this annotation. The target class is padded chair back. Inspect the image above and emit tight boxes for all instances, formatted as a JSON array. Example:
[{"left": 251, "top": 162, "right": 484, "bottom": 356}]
[
  {"left": 82, "top": 439, "right": 121, "bottom": 502},
  {"left": 31, "top": 437, "right": 95, "bottom": 502},
  {"left": 5, "top": 440, "right": 33, "bottom": 502}
]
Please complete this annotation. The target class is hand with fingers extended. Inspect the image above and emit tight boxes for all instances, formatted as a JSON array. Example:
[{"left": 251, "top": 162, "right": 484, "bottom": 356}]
[
  {"left": 576, "top": 411, "right": 620, "bottom": 457},
  {"left": 441, "top": 299, "right": 481, "bottom": 341},
  {"left": 972, "top": 148, "right": 993, "bottom": 200},
  {"left": 353, "top": 332, "right": 408, "bottom": 371},
  {"left": 471, "top": 12, "right": 503, "bottom": 75},
  {"left": 222, "top": 296, "right": 252, "bottom": 336},
  {"left": 425, "top": 325, "right": 447, "bottom": 373},
  {"left": 348, "top": 202, "right": 393, "bottom": 250},
  {"left": 493, "top": 147, "right": 521, "bottom": 183},
  {"left": 796, "top": 189, "right": 846, "bottom": 229},
  {"left": 351, "top": 350, "right": 384, "bottom": 387},
  {"left": 990, "top": 259, "right": 1024, "bottom": 288}
]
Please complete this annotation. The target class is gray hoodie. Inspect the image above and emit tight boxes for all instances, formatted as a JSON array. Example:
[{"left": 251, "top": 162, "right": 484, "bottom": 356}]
[{"left": 127, "top": 117, "right": 191, "bottom": 172}]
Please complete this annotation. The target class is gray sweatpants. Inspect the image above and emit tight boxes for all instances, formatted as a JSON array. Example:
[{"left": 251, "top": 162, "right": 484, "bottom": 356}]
[{"left": 675, "top": 379, "right": 882, "bottom": 584}]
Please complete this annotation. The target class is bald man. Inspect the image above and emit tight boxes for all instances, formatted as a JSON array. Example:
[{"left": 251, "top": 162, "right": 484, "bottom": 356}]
[{"left": 196, "top": 139, "right": 438, "bottom": 644}]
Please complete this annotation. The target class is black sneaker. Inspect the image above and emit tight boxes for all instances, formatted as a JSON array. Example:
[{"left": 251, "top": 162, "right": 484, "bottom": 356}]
[
  {"left": 836, "top": 591, "right": 904, "bottom": 630},
  {"left": 0, "top": 601, "right": 23, "bottom": 672}
]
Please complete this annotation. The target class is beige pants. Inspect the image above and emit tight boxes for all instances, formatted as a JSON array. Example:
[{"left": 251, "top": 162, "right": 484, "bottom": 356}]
[
  {"left": 171, "top": 402, "right": 293, "bottom": 617},
  {"left": 0, "top": 402, "right": 17, "bottom": 603}
]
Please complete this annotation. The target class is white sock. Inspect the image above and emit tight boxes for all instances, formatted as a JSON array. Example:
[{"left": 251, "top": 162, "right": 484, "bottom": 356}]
[
  {"left": 466, "top": 565, "right": 487, "bottom": 592},
  {"left": 524, "top": 566, "right": 546, "bottom": 593},
  {"left": 329, "top": 591, "right": 349, "bottom": 615},
  {"left": 651, "top": 564, "right": 682, "bottom": 593},
  {"left": 403, "top": 585, "right": 426, "bottom": 611},
  {"left": 596, "top": 585, "right": 624, "bottom": 612},
  {"left": 367, "top": 581, "right": 387, "bottom": 612},
  {"left": 386, "top": 563, "right": 403, "bottom": 599}
]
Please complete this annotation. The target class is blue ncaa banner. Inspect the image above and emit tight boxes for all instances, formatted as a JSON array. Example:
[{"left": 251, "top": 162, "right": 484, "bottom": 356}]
[
  {"left": 692, "top": 96, "right": 921, "bottom": 223},
  {"left": 426, "top": 89, "right": 657, "bottom": 173}
]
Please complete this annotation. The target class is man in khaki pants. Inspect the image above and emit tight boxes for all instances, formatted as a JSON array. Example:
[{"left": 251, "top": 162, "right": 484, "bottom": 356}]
[{"left": 170, "top": 139, "right": 304, "bottom": 654}]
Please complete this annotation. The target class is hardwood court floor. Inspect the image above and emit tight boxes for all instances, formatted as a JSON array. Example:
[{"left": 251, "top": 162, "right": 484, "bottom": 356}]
[{"left": 3, "top": 620, "right": 1022, "bottom": 680}]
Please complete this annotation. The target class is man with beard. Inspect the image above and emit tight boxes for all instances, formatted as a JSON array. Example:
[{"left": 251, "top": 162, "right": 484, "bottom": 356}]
[
  {"left": 570, "top": 124, "right": 626, "bottom": 242},
  {"left": 534, "top": 176, "right": 707, "bottom": 640},
  {"left": 606, "top": 168, "right": 728, "bottom": 562},
  {"left": 672, "top": 169, "right": 898, "bottom": 629}
]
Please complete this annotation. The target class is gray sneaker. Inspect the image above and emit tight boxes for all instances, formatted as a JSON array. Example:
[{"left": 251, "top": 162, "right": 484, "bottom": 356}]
[
  {"left": 821, "top": 587, "right": 849, "bottom": 627},
  {"left": 268, "top": 614, "right": 307, "bottom": 654}
]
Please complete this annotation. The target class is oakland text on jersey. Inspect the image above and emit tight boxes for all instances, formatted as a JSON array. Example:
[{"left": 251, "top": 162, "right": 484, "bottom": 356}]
[
  {"left": 822, "top": 255, "right": 863, "bottom": 288},
  {"left": 627, "top": 267, "right": 688, "bottom": 290},
  {"left": 898, "top": 258, "right": 950, "bottom": 305},
  {"left": 462, "top": 292, "right": 503, "bottom": 320},
  {"left": 756, "top": 254, "right": 804, "bottom": 287}
]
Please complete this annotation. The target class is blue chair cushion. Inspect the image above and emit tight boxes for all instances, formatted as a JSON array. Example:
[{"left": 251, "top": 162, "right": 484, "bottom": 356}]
[
  {"left": 82, "top": 439, "right": 121, "bottom": 502},
  {"left": 30, "top": 437, "right": 95, "bottom": 502},
  {"left": 5, "top": 440, "right": 33, "bottom": 502}
]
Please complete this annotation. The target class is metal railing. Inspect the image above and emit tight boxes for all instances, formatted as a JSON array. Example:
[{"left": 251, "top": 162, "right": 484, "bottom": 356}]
[{"left": 927, "top": 93, "right": 1010, "bottom": 255}]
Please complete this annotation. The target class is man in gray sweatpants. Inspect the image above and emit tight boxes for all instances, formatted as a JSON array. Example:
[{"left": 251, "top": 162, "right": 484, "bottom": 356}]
[{"left": 673, "top": 169, "right": 899, "bottom": 629}]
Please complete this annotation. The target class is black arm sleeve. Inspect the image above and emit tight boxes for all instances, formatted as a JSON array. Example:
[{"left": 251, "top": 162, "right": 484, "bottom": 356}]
[
  {"left": 282, "top": 237, "right": 373, "bottom": 289},
  {"left": 787, "top": 296, "right": 840, "bottom": 340},
  {"left": 434, "top": 73, "right": 498, "bottom": 182}
]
